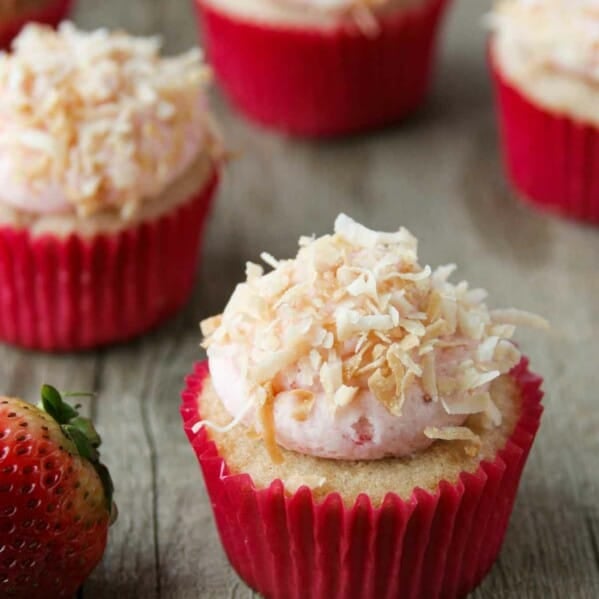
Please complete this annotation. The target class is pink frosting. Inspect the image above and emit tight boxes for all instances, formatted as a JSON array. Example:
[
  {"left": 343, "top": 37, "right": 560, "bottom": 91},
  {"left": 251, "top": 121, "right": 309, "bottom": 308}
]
[{"left": 208, "top": 343, "right": 468, "bottom": 460}]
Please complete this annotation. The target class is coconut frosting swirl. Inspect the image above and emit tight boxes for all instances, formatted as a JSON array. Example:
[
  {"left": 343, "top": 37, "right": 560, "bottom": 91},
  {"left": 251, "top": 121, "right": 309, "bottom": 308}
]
[
  {"left": 490, "top": 0, "right": 599, "bottom": 83},
  {"left": 200, "top": 215, "right": 547, "bottom": 462},
  {"left": 0, "top": 22, "right": 217, "bottom": 217}
]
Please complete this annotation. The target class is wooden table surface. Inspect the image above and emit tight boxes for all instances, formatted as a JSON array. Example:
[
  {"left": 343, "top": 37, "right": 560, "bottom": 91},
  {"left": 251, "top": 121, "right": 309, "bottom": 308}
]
[{"left": 1, "top": 0, "right": 598, "bottom": 597}]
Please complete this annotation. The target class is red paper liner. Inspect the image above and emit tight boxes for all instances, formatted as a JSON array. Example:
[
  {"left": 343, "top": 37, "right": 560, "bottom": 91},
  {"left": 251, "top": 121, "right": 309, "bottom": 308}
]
[
  {"left": 181, "top": 357, "right": 543, "bottom": 599},
  {"left": 195, "top": 0, "right": 450, "bottom": 137},
  {"left": 0, "top": 0, "right": 73, "bottom": 49},
  {"left": 491, "top": 54, "right": 599, "bottom": 223},
  {"left": 0, "top": 171, "right": 218, "bottom": 351}
]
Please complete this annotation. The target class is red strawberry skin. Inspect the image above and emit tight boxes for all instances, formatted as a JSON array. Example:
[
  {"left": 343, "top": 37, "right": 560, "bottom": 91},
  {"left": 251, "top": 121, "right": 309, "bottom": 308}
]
[{"left": 0, "top": 397, "right": 110, "bottom": 598}]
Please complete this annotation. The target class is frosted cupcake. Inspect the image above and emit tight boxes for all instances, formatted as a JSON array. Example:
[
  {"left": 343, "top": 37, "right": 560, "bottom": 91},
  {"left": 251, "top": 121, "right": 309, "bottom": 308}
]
[
  {"left": 0, "top": 0, "right": 72, "bottom": 48},
  {"left": 0, "top": 23, "right": 221, "bottom": 350},
  {"left": 181, "top": 214, "right": 546, "bottom": 598},
  {"left": 195, "top": 0, "right": 451, "bottom": 137},
  {"left": 489, "top": 0, "right": 599, "bottom": 223}
]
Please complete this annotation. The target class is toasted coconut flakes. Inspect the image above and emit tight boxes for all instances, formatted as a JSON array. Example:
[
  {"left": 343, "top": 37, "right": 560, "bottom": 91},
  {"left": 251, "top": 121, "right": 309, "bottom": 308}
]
[
  {"left": 334, "top": 213, "right": 417, "bottom": 252},
  {"left": 477, "top": 336, "right": 499, "bottom": 362},
  {"left": 422, "top": 352, "right": 437, "bottom": 400},
  {"left": 396, "top": 265, "right": 432, "bottom": 281},
  {"left": 191, "top": 398, "right": 253, "bottom": 435},
  {"left": 398, "top": 335, "right": 419, "bottom": 352},
  {"left": 320, "top": 359, "right": 342, "bottom": 396},
  {"left": 346, "top": 271, "right": 378, "bottom": 301},
  {"left": 490, "top": 309, "right": 550, "bottom": 329},
  {"left": 424, "top": 426, "right": 481, "bottom": 447},
  {"left": 440, "top": 295, "right": 458, "bottom": 334},
  {"left": 389, "top": 305, "right": 400, "bottom": 326},
  {"left": 322, "top": 332, "right": 335, "bottom": 350},
  {"left": 245, "top": 262, "right": 264, "bottom": 282},
  {"left": 422, "top": 319, "right": 448, "bottom": 341},
  {"left": 309, "top": 349, "right": 322, "bottom": 371},
  {"left": 442, "top": 393, "right": 486, "bottom": 416},
  {"left": 0, "top": 23, "right": 217, "bottom": 214},
  {"left": 368, "top": 369, "right": 399, "bottom": 414},
  {"left": 200, "top": 315, "right": 222, "bottom": 337},
  {"left": 460, "top": 368, "right": 501, "bottom": 391},
  {"left": 390, "top": 290, "right": 417, "bottom": 315},
  {"left": 299, "top": 235, "right": 315, "bottom": 247},
  {"left": 397, "top": 352, "right": 422, "bottom": 377},
  {"left": 260, "top": 252, "right": 280, "bottom": 269},
  {"left": 458, "top": 308, "right": 485, "bottom": 340},
  {"left": 399, "top": 319, "right": 426, "bottom": 337},
  {"left": 426, "top": 290, "right": 442, "bottom": 322},
  {"left": 289, "top": 390, "right": 316, "bottom": 422},
  {"left": 373, "top": 331, "right": 392, "bottom": 344},
  {"left": 494, "top": 339, "right": 521, "bottom": 364},
  {"left": 253, "top": 343, "right": 306, "bottom": 384},
  {"left": 336, "top": 309, "right": 394, "bottom": 341},
  {"left": 334, "top": 385, "right": 359, "bottom": 408},
  {"left": 489, "top": 324, "right": 516, "bottom": 338},
  {"left": 484, "top": 396, "right": 502, "bottom": 427},
  {"left": 201, "top": 214, "right": 546, "bottom": 460},
  {"left": 432, "top": 264, "right": 457, "bottom": 283}
]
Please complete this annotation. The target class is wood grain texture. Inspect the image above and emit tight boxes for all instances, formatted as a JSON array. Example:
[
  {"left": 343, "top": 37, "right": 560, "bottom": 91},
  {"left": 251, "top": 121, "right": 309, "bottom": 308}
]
[{"left": 0, "top": 0, "right": 597, "bottom": 597}]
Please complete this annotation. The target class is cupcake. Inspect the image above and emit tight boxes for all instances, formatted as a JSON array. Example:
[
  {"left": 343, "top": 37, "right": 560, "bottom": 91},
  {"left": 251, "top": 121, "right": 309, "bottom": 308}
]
[
  {"left": 489, "top": 0, "right": 599, "bottom": 223},
  {"left": 0, "top": 0, "right": 73, "bottom": 48},
  {"left": 0, "top": 23, "right": 221, "bottom": 351},
  {"left": 195, "top": 0, "right": 451, "bottom": 137},
  {"left": 181, "top": 214, "right": 546, "bottom": 598}
]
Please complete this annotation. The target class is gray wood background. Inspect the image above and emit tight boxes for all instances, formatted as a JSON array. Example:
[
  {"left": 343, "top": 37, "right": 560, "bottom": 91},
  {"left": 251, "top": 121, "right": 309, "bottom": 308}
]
[{"left": 0, "top": 0, "right": 597, "bottom": 597}]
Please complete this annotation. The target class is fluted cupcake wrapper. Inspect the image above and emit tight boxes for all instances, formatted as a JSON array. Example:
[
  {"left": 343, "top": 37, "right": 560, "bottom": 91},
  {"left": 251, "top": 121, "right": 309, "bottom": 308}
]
[
  {"left": 195, "top": 0, "right": 450, "bottom": 137},
  {"left": 492, "top": 57, "right": 599, "bottom": 224},
  {"left": 0, "top": 172, "right": 218, "bottom": 351},
  {"left": 0, "top": 0, "right": 74, "bottom": 49},
  {"left": 181, "top": 358, "right": 543, "bottom": 599}
]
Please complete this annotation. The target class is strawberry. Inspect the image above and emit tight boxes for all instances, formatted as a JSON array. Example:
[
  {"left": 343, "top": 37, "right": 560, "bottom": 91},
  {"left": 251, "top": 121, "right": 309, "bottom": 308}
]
[{"left": 0, "top": 385, "right": 115, "bottom": 598}]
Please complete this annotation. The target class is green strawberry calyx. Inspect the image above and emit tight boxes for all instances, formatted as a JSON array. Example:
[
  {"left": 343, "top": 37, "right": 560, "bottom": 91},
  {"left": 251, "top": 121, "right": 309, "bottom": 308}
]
[{"left": 38, "top": 384, "right": 117, "bottom": 524}]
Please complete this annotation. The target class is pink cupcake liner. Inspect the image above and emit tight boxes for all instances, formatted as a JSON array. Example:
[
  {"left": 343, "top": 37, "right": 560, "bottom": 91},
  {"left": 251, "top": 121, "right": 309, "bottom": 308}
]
[
  {"left": 492, "top": 56, "right": 599, "bottom": 223},
  {"left": 181, "top": 357, "right": 543, "bottom": 599},
  {"left": 0, "top": 0, "right": 74, "bottom": 49},
  {"left": 0, "top": 171, "right": 218, "bottom": 351},
  {"left": 195, "top": 0, "right": 450, "bottom": 137}
]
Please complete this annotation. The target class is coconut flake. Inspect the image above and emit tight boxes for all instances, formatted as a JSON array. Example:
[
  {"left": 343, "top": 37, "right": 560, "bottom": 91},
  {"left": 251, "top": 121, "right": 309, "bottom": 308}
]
[{"left": 490, "top": 308, "right": 550, "bottom": 329}]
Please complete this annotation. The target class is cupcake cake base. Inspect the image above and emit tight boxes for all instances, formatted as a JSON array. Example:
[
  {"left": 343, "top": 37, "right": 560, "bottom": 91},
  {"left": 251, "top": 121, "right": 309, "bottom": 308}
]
[
  {"left": 182, "top": 357, "right": 543, "bottom": 599},
  {"left": 0, "top": 171, "right": 218, "bottom": 352},
  {"left": 196, "top": 0, "right": 450, "bottom": 137},
  {"left": 492, "top": 57, "right": 599, "bottom": 224}
]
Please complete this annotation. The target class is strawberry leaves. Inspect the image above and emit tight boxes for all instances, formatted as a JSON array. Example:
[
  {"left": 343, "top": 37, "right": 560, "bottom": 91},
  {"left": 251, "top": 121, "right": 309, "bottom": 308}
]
[
  {"left": 38, "top": 385, "right": 116, "bottom": 521},
  {"left": 40, "top": 384, "right": 78, "bottom": 423}
]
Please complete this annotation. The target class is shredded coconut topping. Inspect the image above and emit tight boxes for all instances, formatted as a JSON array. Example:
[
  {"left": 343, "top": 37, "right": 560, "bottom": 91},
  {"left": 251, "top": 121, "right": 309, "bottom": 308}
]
[
  {"left": 201, "top": 215, "right": 548, "bottom": 460},
  {"left": 0, "top": 22, "right": 217, "bottom": 216},
  {"left": 489, "top": 0, "right": 599, "bottom": 83}
]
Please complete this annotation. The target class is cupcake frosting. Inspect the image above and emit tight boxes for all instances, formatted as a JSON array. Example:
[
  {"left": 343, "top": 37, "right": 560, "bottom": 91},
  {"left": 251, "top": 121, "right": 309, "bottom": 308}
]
[
  {"left": 0, "top": 22, "right": 216, "bottom": 217},
  {"left": 490, "top": 0, "right": 599, "bottom": 124},
  {"left": 206, "top": 0, "right": 426, "bottom": 28},
  {"left": 491, "top": 0, "right": 599, "bottom": 82},
  {"left": 201, "top": 215, "right": 547, "bottom": 462}
]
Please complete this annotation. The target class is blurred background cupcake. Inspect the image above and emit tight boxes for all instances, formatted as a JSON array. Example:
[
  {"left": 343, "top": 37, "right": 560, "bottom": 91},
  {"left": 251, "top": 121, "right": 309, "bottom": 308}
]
[
  {"left": 0, "top": 22, "right": 221, "bottom": 351},
  {"left": 195, "top": 0, "right": 452, "bottom": 137},
  {"left": 0, "top": 0, "right": 73, "bottom": 47},
  {"left": 489, "top": 0, "right": 599, "bottom": 223},
  {"left": 182, "top": 215, "right": 546, "bottom": 599}
]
